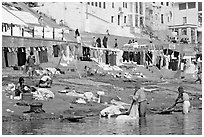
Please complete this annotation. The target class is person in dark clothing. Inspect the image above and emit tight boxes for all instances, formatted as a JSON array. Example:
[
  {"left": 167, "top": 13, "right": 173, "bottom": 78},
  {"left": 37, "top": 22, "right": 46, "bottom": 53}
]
[
  {"left": 103, "top": 36, "right": 108, "bottom": 48},
  {"left": 75, "top": 29, "right": 80, "bottom": 37},
  {"left": 195, "top": 66, "right": 202, "bottom": 84},
  {"left": 114, "top": 39, "right": 118, "bottom": 48},
  {"left": 96, "top": 37, "right": 102, "bottom": 48},
  {"left": 15, "top": 77, "right": 30, "bottom": 96},
  {"left": 15, "top": 77, "right": 25, "bottom": 96}
]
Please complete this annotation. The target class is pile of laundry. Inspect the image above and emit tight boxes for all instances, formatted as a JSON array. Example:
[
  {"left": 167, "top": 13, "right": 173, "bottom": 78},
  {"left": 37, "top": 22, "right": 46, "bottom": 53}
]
[
  {"left": 35, "top": 67, "right": 65, "bottom": 76},
  {"left": 98, "top": 64, "right": 123, "bottom": 71},
  {"left": 3, "top": 83, "right": 55, "bottom": 101},
  {"left": 58, "top": 89, "right": 124, "bottom": 106},
  {"left": 32, "top": 88, "right": 55, "bottom": 100}
]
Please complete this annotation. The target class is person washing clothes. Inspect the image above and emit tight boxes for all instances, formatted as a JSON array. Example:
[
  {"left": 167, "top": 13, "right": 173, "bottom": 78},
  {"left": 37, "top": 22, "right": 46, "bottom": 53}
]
[
  {"left": 170, "top": 86, "right": 190, "bottom": 114},
  {"left": 38, "top": 73, "right": 52, "bottom": 88},
  {"left": 15, "top": 77, "right": 31, "bottom": 97},
  {"left": 130, "top": 85, "right": 147, "bottom": 117}
]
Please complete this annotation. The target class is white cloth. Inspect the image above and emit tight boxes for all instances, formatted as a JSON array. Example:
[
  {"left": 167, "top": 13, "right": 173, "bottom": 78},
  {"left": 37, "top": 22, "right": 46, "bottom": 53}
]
[
  {"left": 100, "top": 105, "right": 122, "bottom": 117},
  {"left": 40, "top": 75, "right": 51, "bottom": 82},
  {"left": 33, "top": 88, "right": 55, "bottom": 100},
  {"left": 183, "top": 100, "right": 190, "bottom": 114}
]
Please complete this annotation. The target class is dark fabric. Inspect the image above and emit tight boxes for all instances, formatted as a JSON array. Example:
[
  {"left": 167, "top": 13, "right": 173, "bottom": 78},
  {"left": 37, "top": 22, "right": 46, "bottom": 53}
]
[
  {"left": 174, "top": 51, "right": 179, "bottom": 58},
  {"left": 17, "top": 47, "right": 26, "bottom": 66},
  {"left": 171, "top": 59, "right": 178, "bottom": 71},
  {"left": 133, "top": 52, "right": 137, "bottom": 62},
  {"left": 136, "top": 52, "right": 141, "bottom": 65},
  {"left": 105, "top": 51, "right": 109, "bottom": 64},
  {"left": 96, "top": 37, "right": 101, "bottom": 48},
  {"left": 196, "top": 54, "right": 202, "bottom": 60},
  {"left": 140, "top": 51, "right": 144, "bottom": 65},
  {"left": 122, "top": 51, "right": 129, "bottom": 62},
  {"left": 129, "top": 52, "right": 134, "bottom": 61},
  {"left": 38, "top": 48, "right": 48, "bottom": 64},
  {"left": 168, "top": 49, "right": 173, "bottom": 55},
  {"left": 163, "top": 49, "right": 167, "bottom": 55},
  {"left": 53, "top": 45, "right": 60, "bottom": 57},
  {"left": 109, "top": 52, "right": 116, "bottom": 66},
  {"left": 103, "top": 36, "right": 108, "bottom": 48},
  {"left": 2, "top": 48, "right": 6, "bottom": 68},
  {"left": 3, "top": 48, "right": 9, "bottom": 67},
  {"left": 156, "top": 56, "right": 161, "bottom": 69}
]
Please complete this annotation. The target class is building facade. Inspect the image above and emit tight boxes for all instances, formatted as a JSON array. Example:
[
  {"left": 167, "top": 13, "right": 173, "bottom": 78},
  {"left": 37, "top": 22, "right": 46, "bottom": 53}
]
[
  {"left": 34, "top": 2, "right": 146, "bottom": 38},
  {"left": 168, "top": 2, "right": 202, "bottom": 44},
  {"left": 145, "top": 2, "right": 173, "bottom": 31}
]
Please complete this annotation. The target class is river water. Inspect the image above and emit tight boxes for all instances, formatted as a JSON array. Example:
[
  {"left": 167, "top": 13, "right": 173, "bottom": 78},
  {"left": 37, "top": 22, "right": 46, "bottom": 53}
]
[{"left": 2, "top": 109, "right": 202, "bottom": 135}]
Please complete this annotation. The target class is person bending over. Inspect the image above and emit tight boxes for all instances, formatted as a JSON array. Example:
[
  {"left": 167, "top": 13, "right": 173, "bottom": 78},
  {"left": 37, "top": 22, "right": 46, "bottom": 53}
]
[{"left": 38, "top": 74, "right": 52, "bottom": 88}]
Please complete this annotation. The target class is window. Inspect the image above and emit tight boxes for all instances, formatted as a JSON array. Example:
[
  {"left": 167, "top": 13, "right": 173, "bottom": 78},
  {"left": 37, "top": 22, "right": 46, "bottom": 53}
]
[
  {"left": 99, "top": 2, "right": 101, "bottom": 8},
  {"left": 161, "top": 2, "right": 163, "bottom": 5},
  {"left": 135, "top": 15, "right": 138, "bottom": 27},
  {"left": 179, "top": 3, "right": 186, "bottom": 10},
  {"left": 166, "top": 2, "right": 169, "bottom": 6},
  {"left": 125, "top": 2, "right": 128, "bottom": 8},
  {"left": 161, "top": 14, "right": 164, "bottom": 24},
  {"left": 91, "top": 2, "right": 94, "bottom": 6},
  {"left": 188, "top": 2, "right": 196, "bottom": 9},
  {"left": 153, "top": 2, "right": 155, "bottom": 4},
  {"left": 112, "top": 2, "right": 114, "bottom": 8},
  {"left": 123, "top": 2, "right": 127, "bottom": 8},
  {"left": 139, "top": 2, "right": 143, "bottom": 14},
  {"left": 103, "top": 2, "right": 106, "bottom": 9},
  {"left": 111, "top": 16, "right": 114, "bottom": 23},
  {"left": 182, "top": 28, "right": 187, "bottom": 35},
  {"left": 95, "top": 2, "right": 97, "bottom": 7},
  {"left": 87, "top": 2, "right": 90, "bottom": 5},
  {"left": 183, "top": 17, "right": 187, "bottom": 24},
  {"left": 198, "top": 2, "right": 202, "bottom": 11},
  {"left": 118, "top": 15, "right": 120, "bottom": 25},
  {"left": 135, "top": 2, "right": 138, "bottom": 13},
  {"left": 124, "top": 16, "right": 127, "bottom": 23}
]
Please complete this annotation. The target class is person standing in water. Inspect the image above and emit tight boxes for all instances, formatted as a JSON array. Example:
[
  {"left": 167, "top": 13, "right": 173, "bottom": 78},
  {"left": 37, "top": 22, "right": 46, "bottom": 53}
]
[{"left": 130, "top": 85, "right": 147, "bottom": 117}]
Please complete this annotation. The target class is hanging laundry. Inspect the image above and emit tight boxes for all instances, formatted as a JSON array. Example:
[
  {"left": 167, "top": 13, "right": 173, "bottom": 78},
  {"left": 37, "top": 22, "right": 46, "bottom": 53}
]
[{"left": 53, "top": 45, "right": 60, "bottom": 57}]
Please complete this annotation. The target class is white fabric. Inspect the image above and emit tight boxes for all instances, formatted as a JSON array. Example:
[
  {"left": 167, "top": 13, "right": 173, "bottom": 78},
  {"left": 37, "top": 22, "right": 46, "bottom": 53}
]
[
  {"left": 83, "top": 92, "right": 94, "bottom": 101},
  {"left": 40, "top": 75, "right": 51, "bottom": 81},
  {"left": 33, "top": 88, "right": 55, "bottom": 100},
  {"left": 100, "top": 105, "right": 122, "bottom": 117},
  {"left": 183, "top": 101, "right": 190, "bottom": 114},
  {"left": 185, "top": 64, "right": 196, "bottom": 74}
]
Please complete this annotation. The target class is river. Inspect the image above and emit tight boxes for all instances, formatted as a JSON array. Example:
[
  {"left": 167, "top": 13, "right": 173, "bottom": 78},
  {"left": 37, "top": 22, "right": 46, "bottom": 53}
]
[{"left": 2, "top": 109, "right": 202, "bottom": 135}]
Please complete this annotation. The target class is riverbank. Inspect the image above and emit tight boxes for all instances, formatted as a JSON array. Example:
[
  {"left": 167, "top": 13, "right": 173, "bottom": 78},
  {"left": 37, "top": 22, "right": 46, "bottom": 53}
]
[{"left": 2, "top": 61, "right": 202, "bottom": 124}]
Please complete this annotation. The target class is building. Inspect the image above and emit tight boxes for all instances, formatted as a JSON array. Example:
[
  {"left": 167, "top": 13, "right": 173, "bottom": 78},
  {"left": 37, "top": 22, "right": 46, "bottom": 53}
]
[
  {"left": 145, "top": 2, "right": 173, "bottom": 31},
  {"left": 34, "top": 2, "right": 146, "bottom": 40},
  {"left": 168, "top": 2, "right": 202, "bottom": 44}
]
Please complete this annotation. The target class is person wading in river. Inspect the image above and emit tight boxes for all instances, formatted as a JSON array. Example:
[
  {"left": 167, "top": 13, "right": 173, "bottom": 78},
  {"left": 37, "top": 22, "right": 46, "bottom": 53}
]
[
  {"left": 170, "top": 86, "right": 190, "bottom": 114},
  {"left": 130, "top": 85, "right": 147, "bottom": 117}
]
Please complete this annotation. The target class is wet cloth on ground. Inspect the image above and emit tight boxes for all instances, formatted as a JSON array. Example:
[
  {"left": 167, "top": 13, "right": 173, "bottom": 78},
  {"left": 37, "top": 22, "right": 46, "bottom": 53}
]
[{"left": 32, "top": 88, "right": 55, "bottom": 100}]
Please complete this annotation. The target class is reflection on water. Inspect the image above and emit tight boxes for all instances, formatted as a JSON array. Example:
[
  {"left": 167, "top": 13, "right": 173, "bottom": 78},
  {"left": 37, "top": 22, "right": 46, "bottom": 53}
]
[{"left": 2, "top": 109, "right": 202, "bottom": 135}]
